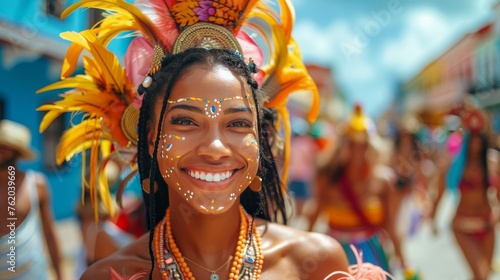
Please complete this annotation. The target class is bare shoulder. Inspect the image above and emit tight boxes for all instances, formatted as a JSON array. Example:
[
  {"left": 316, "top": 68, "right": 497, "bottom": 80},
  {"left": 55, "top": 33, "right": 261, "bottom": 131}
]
[
  {"left": 81, "top": 233, "right": 154, "bottom": 280},
  {"left": 32, "top": 171, "right": 50, "bottom": 202},
  {"left": 260, "top": 221, "right": 348, "bottom": 279}
]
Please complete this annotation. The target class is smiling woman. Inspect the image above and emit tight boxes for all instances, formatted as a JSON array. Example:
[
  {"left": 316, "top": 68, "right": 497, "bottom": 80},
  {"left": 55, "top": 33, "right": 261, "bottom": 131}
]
[{"left": 36, "top": 0, "right": 391, "bottom": 279}]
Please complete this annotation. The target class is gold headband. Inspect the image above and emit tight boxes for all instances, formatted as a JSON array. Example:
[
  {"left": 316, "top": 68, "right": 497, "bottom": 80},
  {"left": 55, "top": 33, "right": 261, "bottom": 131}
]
[
  {"left": 147, "top": 23, "right": 243, "bottom": 78},
  {"left": 173, "top": 23, "right": 243, "bottom": 55}
]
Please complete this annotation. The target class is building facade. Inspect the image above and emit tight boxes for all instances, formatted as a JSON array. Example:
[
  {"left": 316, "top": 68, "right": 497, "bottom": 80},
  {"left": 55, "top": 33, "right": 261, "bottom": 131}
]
[{"left": 400, "top": 6, "right": 500, "bottom": 131}]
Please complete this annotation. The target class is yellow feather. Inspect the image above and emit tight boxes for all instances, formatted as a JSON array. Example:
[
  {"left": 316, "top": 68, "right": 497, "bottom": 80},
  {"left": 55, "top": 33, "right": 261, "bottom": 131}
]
[
  {"left": 56, "top": 120, "right": 112, "bottom": 164},
  {"left": 35, "top": 76, "right": 99, "bottom": 94},
  {"left": 235, "top": 0, "right": 260, "bottom": 33},
  {"left": 61, "top": 44, "right": 84, "bottom": 78},
  {"left": 38, "top": 110, "right": 64, "bottom": 133},
  {"left": 275, "top": 105, "right": 290, "bottom": 193},
  {"left": 61, "top": 0, "right": 158, "bottom": 46},
  {"left": 88, "top": 42, "right": 126, "bottom": 93},
  {"left": 60, "top": 31, "right": 93, "bottom": 50},
  {"left": 245, "top": 12, "right": 287, "bottom": 73},
  {"left": 63, "top": 31, "right": 127, "bottom": 95},
  {"left": 37, "top": 93, "right": 120, "bottom": 117},
  {"left": 98, "top": 166, "right": 115, "bottom": 217},
  {"left": 253, "top": 0, "right": 294, "bottom": 42},
  {"left": 100, "top": 140, "right": 112, "bottom": 159},
  {"left": 58, "top": 30, "right": 96, "bottom": 78},
  {"left": 266, "top": 39, "right": 320, "bottom": 123}
]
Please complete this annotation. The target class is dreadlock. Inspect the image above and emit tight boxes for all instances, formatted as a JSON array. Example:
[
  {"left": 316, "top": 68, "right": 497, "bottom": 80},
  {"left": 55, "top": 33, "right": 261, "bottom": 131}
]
[{"left": 136, "top": 48, "right": 287, "bottom": 278}]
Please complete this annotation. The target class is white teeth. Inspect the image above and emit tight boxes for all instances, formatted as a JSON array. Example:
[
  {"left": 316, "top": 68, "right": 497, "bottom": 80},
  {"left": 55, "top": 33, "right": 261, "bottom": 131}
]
[
  {"left": 213, "top": 174, "right": 221, "bottom": 182},
  {"left": 187, "top": 171, "right": 234, "bottom": 182},
  {"left": 206, "top": 173, "right": 213, "bottom": 182}
]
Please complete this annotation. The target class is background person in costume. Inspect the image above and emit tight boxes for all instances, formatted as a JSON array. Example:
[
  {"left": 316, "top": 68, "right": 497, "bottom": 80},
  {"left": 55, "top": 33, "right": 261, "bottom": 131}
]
[
  {"left": 434, "top": 106, "right": 500, "bottom": 280},
  {"left": 388, "top": 114, "right": 428, "bottom": 238},
  {"left": 307, "top": 104, "right": 408, "bottom": 276},
  {"left": 0, "top": 119, "right": 62, "bottom": 280}
]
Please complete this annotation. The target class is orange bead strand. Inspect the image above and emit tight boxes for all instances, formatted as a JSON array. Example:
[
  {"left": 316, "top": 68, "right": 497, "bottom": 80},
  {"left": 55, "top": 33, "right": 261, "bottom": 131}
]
[{"left": 153, "top": 205, "right": 261, "bottom": 280}]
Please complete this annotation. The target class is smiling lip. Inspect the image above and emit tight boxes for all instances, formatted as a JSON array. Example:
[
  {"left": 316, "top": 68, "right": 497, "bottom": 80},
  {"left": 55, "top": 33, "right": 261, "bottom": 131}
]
[{"left": 182, "top": 168, "right": 240, "bottom": 191}]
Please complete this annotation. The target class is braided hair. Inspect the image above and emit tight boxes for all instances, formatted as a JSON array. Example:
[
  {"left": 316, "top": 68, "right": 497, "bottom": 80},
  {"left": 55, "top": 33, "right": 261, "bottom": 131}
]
[{"left": 137, "top": 48, "right": 287, "bottom": 277}]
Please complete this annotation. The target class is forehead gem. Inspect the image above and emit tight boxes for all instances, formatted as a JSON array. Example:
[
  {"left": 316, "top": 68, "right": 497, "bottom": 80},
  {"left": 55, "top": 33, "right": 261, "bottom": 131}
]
[{"left": 167, "top": 96, "right": 250, "bottom": 119}]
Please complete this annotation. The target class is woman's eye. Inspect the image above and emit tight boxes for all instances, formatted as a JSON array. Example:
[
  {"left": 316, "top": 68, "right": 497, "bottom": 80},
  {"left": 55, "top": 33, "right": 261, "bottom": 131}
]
[
  {"left": 170, "top": 116, "right": 197, "bottom": 126},
  {"left": 229, "top": 120, "right": 253, "bottom": 128}
]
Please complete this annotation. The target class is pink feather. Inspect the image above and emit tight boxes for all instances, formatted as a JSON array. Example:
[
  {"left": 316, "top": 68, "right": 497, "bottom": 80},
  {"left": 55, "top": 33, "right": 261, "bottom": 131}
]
[
  {"left": 137, "top": 0, "right": 180, "bottom": 52},
  {"left": 323, "top": 245, "right": 395, "bottom": 280},
  {"left": 237, "top": 30, "right": 264, "bottom": 83},
  {"left": 110, "top": 267, "right": 147, "bottom": 280},
  {"left": 124, "top": 37, "right": 154, "bottom": 90}
]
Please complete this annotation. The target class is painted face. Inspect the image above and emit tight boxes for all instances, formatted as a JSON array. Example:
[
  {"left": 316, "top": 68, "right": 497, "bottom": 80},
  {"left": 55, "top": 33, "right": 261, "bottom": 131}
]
[{"left": 150, "top": 64, "right": 260, "bottom": 214}]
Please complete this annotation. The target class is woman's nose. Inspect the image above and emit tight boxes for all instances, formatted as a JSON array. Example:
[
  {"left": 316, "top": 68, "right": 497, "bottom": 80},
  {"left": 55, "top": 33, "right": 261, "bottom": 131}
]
[{"left": 197, "top": 136, "right": 232, "bottom": 160}]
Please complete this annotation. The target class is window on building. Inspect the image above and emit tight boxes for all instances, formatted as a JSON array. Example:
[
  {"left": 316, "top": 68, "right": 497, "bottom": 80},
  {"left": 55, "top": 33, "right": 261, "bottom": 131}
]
[
  {"left": 45, "top": 0, "right": 65, "bottom": 18},
  {"left": 88, "top": 8, "right": 105, "bottom": 28}
]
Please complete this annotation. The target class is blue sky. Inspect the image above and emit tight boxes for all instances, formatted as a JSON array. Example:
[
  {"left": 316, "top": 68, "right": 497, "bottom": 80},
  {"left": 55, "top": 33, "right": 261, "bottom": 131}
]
[{"left": 291, "top": 0, "right": 497, "bottom": 118}]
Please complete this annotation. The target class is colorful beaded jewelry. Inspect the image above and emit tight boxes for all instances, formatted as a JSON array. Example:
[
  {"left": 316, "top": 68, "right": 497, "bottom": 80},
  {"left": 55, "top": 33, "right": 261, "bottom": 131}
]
[
  {"left": 154, "top": 205, "right": 262, "bottom": 280},
  {"left": 167, "top": 96, "right": 248, "bottom": 119}
]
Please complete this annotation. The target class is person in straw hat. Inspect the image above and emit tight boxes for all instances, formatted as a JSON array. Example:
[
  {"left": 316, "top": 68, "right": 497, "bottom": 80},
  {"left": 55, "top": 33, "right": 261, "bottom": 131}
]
[{"left": 0, "top": 119, "right": 62, "bottom": 279}]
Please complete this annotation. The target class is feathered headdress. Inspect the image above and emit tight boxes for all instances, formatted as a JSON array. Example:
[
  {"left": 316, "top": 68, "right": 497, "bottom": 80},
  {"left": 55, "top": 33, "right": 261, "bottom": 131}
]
[
  {"left": 447, "top": 100, "right": 488, "bottom": 133},
  {"left": 36, "top": 0, "right": 320, "bottom": 215}
]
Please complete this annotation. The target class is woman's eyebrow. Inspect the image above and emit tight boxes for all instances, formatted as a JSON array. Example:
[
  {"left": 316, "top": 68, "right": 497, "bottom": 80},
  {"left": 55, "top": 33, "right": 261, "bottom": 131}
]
[
  {"left": 223, "top": 106, "right": 252, "bottom": 115},
  {"left": 169, "top": 104, "right": 204, "bottom": 114}
]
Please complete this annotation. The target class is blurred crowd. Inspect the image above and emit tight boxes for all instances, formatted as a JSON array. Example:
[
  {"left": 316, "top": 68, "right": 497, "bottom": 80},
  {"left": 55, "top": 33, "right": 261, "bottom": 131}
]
[{"left": 285, "top": 97, "right": 500, "bottom": 280}]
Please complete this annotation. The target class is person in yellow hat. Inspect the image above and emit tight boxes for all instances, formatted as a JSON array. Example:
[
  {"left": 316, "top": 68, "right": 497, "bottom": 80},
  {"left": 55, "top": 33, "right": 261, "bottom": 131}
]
[{"left": 0, "top": 119, "right": 62, "bottom": 279}]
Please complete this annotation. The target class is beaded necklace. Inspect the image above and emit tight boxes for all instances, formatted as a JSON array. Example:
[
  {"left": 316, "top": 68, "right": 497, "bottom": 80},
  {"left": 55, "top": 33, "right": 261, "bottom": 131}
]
[{"left": 154, "top": 206, "right": 263, "bottom": 280}]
